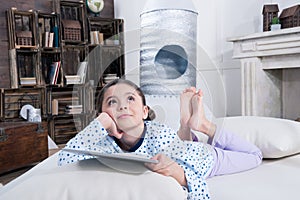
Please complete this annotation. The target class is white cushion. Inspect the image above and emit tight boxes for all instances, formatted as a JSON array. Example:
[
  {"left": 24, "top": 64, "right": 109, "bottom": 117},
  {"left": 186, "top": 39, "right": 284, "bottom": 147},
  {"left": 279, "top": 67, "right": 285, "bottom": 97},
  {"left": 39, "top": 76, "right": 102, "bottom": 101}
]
[
  {"left": 214, "top": 116, "right": 300, "bottom": 158},
  {"left": 0, "top": 153, "right": 185, "bottom": 200}
]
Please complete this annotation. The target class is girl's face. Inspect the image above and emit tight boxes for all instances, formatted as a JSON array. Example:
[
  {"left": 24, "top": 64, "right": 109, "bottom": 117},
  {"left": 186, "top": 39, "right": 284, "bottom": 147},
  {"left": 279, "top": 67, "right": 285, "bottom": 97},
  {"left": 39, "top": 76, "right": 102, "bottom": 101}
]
[{"left": 101, "top": 83, "right": 149, "bottom": 132}]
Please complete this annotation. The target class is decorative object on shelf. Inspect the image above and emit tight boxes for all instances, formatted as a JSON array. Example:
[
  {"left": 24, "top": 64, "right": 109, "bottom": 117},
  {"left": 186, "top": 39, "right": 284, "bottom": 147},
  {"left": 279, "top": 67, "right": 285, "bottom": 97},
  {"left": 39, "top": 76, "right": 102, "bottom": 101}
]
[
  {"left": 61, "top": 20, "right": 82, "bottom": 42},
  {"left": 86, "top": 0, "right": 104, "bottom": 15},
  {"left": 262, "top": 4, "right": 279, "bottom": 31},
  {"left": 16, "top": 31, "right": 32, "bottom": 46},
  {"left": 20, "top": 104, "right": 41, "bottom": 122},
  {"left": 270, "top": 17, "right": 281, "bottom": 31},
  {"left": 279, "top": 4, "right": 300, "bottom": 29}
]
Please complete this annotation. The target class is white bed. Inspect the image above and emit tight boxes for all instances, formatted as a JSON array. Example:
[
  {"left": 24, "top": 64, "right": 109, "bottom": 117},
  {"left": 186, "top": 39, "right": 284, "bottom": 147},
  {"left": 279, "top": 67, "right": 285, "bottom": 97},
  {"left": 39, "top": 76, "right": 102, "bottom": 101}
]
[
  {"left": 208, "top": 153, "right": 300, "bottom": 200},
  {"left": 1, "top": 148, "right": 300, "bottom": 200},
  {"left": 1, "top": 98, "right": 300, "bottom": 200}
]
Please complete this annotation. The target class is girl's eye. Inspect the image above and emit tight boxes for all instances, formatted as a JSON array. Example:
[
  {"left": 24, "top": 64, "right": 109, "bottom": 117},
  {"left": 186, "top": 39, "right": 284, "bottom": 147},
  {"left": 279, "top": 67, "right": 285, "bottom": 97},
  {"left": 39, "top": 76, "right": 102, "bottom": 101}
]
[
  {"left": 108, "top": 99, "right": 117, "bottom": 106},
  {"left": 128, "top": 95, "right": 135, "bottom": 102}
]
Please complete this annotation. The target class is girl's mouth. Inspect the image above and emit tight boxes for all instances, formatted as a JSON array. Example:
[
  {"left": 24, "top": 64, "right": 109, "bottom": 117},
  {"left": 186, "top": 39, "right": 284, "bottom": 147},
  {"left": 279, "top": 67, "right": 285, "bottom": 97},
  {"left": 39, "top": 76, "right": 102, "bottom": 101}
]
[{"left": 118, "top": 114, "right": 131, "bottom": 119}]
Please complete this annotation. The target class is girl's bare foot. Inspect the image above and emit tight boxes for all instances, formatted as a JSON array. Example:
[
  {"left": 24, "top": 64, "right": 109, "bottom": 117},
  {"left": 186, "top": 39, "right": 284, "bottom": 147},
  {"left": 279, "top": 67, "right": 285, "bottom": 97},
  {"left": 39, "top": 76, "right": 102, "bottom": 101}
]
[
  {"left": 180, "top": 87, "right": 196, "bottom": 127},
  {"left": 178, "top": 87, "right": 196, "bottom": 141},
  {"left": 188, "top": 90, "right": 216, "bottom": 138}
]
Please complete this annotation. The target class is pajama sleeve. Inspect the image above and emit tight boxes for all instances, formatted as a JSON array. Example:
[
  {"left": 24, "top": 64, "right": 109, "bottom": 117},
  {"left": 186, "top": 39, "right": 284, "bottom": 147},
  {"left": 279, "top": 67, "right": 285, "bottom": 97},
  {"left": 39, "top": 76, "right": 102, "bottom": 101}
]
[
  {"left": 163, "top": 135, "right": 214, "bottom": 200},
  {"left": 58, "top": 119, "right": 117, "bottom": 166}
]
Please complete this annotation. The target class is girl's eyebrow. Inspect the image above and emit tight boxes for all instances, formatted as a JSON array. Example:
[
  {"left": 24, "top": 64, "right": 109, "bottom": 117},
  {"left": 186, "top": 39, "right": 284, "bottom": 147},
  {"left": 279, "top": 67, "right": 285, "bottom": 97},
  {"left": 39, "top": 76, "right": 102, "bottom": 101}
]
[
  {"left": 125, "top": 92, "right": 136, "bottom": 96},
  {"left": 104, "top": 92, "right": 136, "bottom": 102}
]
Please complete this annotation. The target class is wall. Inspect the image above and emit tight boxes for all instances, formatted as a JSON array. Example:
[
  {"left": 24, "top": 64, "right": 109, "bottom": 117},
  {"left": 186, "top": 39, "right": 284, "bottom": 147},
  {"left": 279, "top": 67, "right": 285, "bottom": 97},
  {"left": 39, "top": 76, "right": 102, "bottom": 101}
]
[{"left": 114, "top": 0, "right": 298, "bottom": 117}]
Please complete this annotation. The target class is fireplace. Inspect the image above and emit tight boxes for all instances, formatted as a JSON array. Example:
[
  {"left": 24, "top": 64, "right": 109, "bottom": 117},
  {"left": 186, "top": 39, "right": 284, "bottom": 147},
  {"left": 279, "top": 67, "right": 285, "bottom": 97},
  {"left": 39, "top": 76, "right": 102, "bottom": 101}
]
[{"left": 229, "top": 27, "right": 300, "bottom": 120}]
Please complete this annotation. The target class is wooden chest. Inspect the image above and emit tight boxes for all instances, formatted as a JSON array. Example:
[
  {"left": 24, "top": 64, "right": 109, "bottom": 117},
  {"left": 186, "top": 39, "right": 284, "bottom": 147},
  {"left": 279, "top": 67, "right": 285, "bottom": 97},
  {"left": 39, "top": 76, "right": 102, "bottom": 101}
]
[{"left": 0, "top": 122, "right": 48, "bottom": 174}]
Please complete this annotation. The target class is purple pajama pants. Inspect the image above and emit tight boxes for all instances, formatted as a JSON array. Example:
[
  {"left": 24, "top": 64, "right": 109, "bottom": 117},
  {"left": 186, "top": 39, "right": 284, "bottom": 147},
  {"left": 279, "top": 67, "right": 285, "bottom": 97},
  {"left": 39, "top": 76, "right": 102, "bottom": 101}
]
[{"left": 206, "top": 129, "right": 263, "bottom": 178}]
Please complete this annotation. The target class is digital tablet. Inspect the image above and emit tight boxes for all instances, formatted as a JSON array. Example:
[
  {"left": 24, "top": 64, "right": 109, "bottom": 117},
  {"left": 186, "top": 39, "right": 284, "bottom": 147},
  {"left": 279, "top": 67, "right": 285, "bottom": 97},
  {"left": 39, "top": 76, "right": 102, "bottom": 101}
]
[{"left": 63, "top": 148, "right": 159, "bottom": 164}]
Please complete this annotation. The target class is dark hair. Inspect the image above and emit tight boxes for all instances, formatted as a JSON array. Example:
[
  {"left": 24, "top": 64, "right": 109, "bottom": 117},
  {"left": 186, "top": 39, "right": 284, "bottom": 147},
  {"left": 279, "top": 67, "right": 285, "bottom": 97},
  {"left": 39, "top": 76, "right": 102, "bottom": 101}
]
[{"left": 96, "top": 79, "right": 155, "bottom": 120}]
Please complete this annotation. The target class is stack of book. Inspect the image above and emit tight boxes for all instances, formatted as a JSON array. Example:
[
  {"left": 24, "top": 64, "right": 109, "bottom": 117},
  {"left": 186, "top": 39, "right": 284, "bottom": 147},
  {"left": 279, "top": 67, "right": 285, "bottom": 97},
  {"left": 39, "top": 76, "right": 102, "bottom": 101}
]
[
  {"left": 103, "top": 74, "right": 118, "bottom": 84},
  {"left": 20, "top": 77, "right": 36, "bottom": 85},
  {"left": 90, "top": 31, "right": 104, "bottom": 45},
  {"left": 65, "top": 61, "right": 87, "bottom": 85},
  {"left": 44, "top": 31, "right": 54, "bottom": 47},
  {"left": 65, "top": 105, "right": 83, "bottom": 114},
  {"left": 65, "top": 75, "right": 81, "bottom": 85}
]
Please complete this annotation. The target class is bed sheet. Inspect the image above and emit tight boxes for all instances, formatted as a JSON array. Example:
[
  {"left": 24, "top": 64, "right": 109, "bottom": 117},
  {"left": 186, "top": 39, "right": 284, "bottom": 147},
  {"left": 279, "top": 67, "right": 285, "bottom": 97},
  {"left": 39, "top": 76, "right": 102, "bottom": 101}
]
[
  {"left": 207, "top": 153, "right": 300, "bottom": 200},
  {"left": 0, "top": 152, "right": 186, "bottom": 200},
  {"left": 2, "top": 148, "right": 299, "bottom": 200}
]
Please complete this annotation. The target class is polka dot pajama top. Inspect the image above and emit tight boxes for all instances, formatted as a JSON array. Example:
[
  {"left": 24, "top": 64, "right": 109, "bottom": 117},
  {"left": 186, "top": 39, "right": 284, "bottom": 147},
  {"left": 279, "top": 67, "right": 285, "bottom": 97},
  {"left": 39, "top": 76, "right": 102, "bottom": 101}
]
[{"left": 58, "top": 119, "right": 215, "bottom": 200}]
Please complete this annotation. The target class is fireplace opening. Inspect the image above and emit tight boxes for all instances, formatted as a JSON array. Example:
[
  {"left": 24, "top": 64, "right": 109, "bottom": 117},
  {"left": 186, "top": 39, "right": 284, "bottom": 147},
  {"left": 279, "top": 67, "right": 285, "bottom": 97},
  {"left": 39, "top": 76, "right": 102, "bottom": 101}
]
[{"left": 154, "top": 45, "right": 188, "bottom": 79}]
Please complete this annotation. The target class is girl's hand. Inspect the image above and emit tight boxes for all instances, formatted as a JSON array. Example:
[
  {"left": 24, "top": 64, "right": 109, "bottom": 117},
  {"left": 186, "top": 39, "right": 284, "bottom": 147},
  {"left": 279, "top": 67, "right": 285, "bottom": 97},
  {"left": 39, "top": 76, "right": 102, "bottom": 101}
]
[
  {"left": 145, "top": 154, "right": 187, "bottom": 187},
  {"left": 97, "top": 112, "right": 123, "bottom": 139}
]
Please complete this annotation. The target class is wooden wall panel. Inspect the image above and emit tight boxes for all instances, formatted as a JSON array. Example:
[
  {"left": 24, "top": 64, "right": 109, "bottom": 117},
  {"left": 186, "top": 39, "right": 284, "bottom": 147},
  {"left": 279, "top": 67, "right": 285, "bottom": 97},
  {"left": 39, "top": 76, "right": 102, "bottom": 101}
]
[{"left": 0, "top": 0, "right": 114, "bottom": 88}]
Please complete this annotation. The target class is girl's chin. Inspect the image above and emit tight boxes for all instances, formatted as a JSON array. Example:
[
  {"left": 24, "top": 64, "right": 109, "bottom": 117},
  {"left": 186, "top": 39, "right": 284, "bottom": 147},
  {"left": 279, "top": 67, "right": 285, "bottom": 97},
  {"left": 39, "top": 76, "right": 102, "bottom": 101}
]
[{"left": 116, "top": 121, "right": 134, "bottom": 130}]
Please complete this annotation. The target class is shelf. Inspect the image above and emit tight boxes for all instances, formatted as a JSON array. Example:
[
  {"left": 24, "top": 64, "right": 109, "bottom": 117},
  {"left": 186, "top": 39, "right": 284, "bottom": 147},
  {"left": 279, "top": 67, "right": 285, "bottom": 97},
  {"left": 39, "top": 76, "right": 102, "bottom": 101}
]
[
  {"left": 0, "top": 87, "right": 45, "bottom": 121},
  {"left": 5, "top": 1, "right": 125, "bottom": 144}
]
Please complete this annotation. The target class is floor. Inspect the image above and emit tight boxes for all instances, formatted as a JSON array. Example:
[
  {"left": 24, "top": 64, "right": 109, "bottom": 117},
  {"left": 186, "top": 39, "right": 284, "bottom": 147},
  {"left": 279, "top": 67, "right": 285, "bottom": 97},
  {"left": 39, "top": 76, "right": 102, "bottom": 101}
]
[{"left": 0, "top": 146, "right": 63, "bottom": 186}]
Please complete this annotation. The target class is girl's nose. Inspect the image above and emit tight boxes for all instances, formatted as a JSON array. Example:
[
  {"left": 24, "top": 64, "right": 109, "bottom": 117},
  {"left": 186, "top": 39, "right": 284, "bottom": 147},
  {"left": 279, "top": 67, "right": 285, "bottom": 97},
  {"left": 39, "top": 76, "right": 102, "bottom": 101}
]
[
  {"left": 119, "top": 102, "right": 128, "bottom": 110},
  {"left": 119, "top": 106, "right": 127, "bottom": 110}
]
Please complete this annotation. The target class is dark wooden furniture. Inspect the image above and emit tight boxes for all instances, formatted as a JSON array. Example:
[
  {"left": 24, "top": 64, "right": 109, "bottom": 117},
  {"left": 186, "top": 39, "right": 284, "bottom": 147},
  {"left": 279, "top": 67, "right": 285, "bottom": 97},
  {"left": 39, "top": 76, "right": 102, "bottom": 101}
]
[
  {"left": 0, "top": 0, "right": 114, "bottom": 89},
  {"left": 0, "top": 122, "right": 48, "bottom": 174},
  {"left": 0, "top": 87, "right": 45, "bottom": 121},
  {"left": 2, "top": 0, "right": 124, "bottom": 144}
]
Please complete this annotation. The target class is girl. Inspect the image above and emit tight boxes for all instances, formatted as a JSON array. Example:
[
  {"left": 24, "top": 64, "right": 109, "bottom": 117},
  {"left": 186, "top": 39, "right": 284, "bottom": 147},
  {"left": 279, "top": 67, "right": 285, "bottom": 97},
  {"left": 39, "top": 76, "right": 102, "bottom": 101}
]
[{"left": 58, "top": 79, "right": 262, "bottom": 200}]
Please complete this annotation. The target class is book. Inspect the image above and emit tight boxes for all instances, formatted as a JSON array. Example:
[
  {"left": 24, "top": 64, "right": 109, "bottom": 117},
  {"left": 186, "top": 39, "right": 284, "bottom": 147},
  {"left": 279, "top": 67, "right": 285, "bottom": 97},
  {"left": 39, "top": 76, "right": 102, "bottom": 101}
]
[
  {"left": 44, "top": 31, "right": 49, "bottom": 47},
  {"left": 93, "top": 31, "right": 99, "bottom": 44},
  {"left": 52, "top": 26, "right": 59, "bottom": 47},
  {"left": 65, "top": 104, "right": 82, "bottom": 113},
  {"left": 77, "top": 61, "right": 88, "bottom": 84},
  {"left": 52, "top": 99, "right": 58, "bottom": 115},
  {"left": 48, "top": 32, "right": 54, "bottom": 47},
  {"left": 98, "top": 32, "right": 104, "bottom": 43},
  {"left": 66, "top": 105, "right": 82, "bottom": 109},
  {"left": 49, "top": 61, "right": 61, "bottom": 85},
  {"left": 65, "top": 108, "right": 83, "bottom": 114},
  {"left": 90, "top": 31, "right": 94, "bottom": 44},
  {"left": 53, "top": 61, "right": 61, "bottom": 84}
]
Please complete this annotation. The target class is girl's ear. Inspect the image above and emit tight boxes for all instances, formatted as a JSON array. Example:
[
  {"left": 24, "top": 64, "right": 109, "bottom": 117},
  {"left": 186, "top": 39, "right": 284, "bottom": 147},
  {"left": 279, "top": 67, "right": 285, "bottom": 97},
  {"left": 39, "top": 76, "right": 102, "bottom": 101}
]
[{"left": 142, "top": 105, "right": 149, "bottom": 119}]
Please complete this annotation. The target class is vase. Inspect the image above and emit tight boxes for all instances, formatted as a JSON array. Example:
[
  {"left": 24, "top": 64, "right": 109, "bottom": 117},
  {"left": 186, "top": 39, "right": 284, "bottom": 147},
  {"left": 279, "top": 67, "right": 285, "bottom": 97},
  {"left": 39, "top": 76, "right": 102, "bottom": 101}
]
[{"left": 271, "top": 24, "right": 281, "bottom": 31}]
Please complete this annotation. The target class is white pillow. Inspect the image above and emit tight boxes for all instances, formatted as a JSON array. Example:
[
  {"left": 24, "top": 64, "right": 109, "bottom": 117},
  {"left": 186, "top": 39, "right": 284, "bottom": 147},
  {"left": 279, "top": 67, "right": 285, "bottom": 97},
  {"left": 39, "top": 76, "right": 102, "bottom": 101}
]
[
  {"left": 0, "top": 153, "right": 186, "bottom": 200},
  {"left": 214, "top": 116, "right": 300, "bottom": 158}
]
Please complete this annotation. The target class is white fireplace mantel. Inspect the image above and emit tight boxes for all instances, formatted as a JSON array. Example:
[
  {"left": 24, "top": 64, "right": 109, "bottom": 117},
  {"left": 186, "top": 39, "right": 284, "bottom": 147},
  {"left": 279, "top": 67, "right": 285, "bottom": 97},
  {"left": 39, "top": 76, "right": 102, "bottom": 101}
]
[{"left": 229, "top": 27, "right": 300, "bottom": 119}]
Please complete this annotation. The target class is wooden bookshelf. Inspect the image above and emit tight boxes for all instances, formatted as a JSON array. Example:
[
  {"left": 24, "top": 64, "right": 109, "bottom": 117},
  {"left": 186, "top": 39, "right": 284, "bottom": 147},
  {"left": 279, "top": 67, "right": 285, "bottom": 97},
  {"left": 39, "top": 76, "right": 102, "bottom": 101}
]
[{"left": 3, "top": 0, "right": 125, "bottom": 144}]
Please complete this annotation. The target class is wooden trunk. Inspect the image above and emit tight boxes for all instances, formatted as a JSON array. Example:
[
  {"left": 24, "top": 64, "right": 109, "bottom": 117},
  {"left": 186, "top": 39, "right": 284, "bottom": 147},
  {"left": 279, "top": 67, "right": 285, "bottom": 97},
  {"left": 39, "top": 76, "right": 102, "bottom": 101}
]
[{"left": 0, "top": 121, "right": 48, "bottom": 174}]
